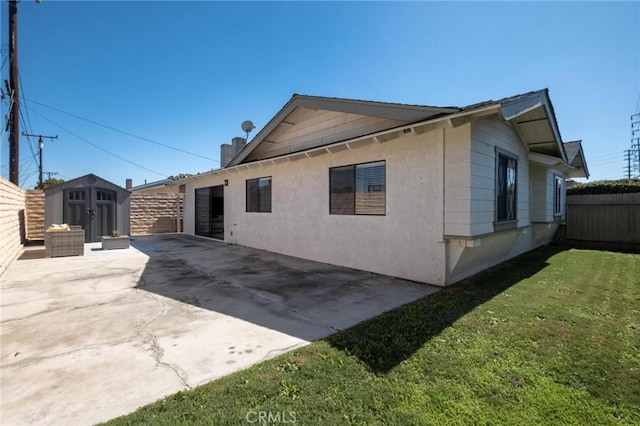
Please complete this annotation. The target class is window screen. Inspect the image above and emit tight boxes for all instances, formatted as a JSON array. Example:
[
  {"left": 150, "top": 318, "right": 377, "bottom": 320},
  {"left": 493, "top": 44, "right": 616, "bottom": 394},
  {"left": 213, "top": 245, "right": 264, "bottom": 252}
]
[
  {"left": 330, "top": 161, "right": 385, "bottom": 215},
  {"left": 246, "top": 177, "right": 272, "bottom": 213}
]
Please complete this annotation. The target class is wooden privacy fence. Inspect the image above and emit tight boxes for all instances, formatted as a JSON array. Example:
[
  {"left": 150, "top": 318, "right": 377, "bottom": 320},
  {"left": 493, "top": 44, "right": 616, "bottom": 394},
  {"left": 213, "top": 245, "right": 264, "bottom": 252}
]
[{"left": 563, "top": 193, "right": 639, "bottom": 249}]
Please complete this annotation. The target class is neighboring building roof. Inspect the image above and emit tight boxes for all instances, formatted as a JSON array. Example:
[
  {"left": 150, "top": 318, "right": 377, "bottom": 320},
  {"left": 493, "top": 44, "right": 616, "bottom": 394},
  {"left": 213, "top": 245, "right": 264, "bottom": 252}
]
[
  {"left": 43, "top": 173, "right": 130, "bottom": 194},
  {"left": 129, "top": 178, "right": 173, "bottom": 192},
  {"left": 563, "top": 141, "right": 581, "bottom": 162},
  {"left": 563, "top": 140, "right": 590, "bottom": 179}
]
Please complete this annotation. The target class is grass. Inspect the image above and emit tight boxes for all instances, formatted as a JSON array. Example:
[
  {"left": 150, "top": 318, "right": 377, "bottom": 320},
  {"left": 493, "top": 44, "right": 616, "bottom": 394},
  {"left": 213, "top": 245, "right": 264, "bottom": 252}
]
[{"left": 105, "top": 246, "right": 640, "bottom": 425}]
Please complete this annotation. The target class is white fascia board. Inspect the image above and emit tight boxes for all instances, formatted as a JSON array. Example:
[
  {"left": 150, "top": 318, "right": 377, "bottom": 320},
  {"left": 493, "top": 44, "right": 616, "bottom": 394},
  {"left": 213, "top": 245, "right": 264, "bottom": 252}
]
[{"left": 528, "top": 152, "right": 570, "bottom": 168}]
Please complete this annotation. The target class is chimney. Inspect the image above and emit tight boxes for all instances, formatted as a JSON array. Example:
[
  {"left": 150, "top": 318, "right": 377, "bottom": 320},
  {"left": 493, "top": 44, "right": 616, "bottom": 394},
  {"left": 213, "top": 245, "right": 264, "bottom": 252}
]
[
  {"left": 125, "top": 178, "right": 132, "bottom": 189},
  {"left": 220, "top": 143, "right": 233, "bottom": 168},
  {"left": 232, "top": 137, "right": 246, "bottom": 155}
]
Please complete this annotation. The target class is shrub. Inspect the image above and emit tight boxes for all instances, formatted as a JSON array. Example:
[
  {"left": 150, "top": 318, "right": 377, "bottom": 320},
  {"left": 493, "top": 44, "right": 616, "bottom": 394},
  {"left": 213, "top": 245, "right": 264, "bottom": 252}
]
[{"left": 567, "top": 179, "right": 640, "bottom": 195}]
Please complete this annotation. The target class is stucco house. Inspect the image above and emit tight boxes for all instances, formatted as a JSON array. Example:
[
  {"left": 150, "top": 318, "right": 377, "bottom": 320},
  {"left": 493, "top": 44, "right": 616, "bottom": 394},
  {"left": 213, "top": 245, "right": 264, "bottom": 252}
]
[{"left": 172, "top": 89, "right": 589, "bottom": 286}]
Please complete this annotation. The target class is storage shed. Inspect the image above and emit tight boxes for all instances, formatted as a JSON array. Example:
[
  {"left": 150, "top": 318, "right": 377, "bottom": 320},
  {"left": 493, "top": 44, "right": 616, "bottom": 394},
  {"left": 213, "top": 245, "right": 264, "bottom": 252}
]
[{"left": 44, "top": 174, "right": 130, "bottom": 242}]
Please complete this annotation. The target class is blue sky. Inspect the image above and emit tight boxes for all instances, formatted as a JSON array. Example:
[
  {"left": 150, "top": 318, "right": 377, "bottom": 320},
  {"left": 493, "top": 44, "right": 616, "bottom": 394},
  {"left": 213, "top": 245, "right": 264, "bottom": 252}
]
[{"left": 1, "top": 1, "right": 638, "bottom": 189}]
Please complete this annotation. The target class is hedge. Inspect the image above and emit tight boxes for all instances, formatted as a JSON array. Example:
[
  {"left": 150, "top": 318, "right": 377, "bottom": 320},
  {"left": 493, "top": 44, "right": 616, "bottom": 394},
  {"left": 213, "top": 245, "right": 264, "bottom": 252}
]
[{"left": 567, "top": 179, "right": 640, "bottom": 195}]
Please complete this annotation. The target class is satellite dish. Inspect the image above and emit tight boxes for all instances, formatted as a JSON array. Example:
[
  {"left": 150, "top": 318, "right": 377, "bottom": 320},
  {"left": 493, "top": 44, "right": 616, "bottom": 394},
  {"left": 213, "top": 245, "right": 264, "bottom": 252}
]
[{"left": 241, "top": 120, "right": 255, "bottom": 133}]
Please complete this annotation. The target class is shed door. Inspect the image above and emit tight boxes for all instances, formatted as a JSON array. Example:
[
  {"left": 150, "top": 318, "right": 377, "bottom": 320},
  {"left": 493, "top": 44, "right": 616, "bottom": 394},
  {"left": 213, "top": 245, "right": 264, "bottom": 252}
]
[
  {"left": 95, "top": 189, "right": 116, "bottom": 237},
  {"left": 64, "top": 189, "right": 87, "bottom": 227}
]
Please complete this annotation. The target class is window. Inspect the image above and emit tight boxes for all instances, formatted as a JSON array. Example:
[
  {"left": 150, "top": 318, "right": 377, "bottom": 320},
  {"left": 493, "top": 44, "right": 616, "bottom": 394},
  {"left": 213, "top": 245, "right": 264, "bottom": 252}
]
[
  {"left": 554, "top": 175, "right": 563, "bottom": 216},
  {"left": 246, "top": 177, "right": 272, "bottom": 212},
  {"left": 496, "top": 151, "right": 517, "bottom": 223},
  {"left": 96, "top": 191, "right": 113, "bottom": 201},
  {"left": 68, "top": 190, "right": 85, "bottom": 201},
  {"left": 330, "top": 161, "right": 385, "bottom": 215}
]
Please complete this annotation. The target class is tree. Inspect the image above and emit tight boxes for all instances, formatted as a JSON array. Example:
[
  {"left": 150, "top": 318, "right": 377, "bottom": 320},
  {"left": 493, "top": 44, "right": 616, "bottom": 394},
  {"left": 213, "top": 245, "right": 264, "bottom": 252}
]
[
  {"left": 168, "top": 173, "right": 193, "bottom": 180},
  {"left": 35, "top": 177, "right": 64, "bottom": 190}
]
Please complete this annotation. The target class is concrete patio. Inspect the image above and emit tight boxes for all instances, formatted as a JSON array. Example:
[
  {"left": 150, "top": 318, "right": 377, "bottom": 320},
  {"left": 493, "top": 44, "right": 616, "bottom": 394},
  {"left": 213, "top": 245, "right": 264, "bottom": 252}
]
[{"left": 0, "top": 234, "right": 437, "bottom": 425}]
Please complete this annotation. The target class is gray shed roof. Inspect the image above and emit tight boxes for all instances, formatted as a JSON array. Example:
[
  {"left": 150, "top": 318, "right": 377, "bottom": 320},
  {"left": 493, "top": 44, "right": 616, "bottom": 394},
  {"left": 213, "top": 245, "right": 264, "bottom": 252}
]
[{"left": 43, "top": 173, "right": 130, "bottom": 195}]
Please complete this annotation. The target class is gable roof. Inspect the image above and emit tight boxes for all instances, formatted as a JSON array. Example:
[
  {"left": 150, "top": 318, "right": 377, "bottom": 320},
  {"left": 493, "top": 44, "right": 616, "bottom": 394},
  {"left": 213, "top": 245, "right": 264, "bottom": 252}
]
[
  {"left": 464, "top": 89, "right": 568, "bottom": 162},
  {"left": 173, "top": 89, "right": 589, "bottom": 185},
  {"left": 43, "top": 173, "right": 130, "bottom": 194},
  {"left": 563, "top": 140, "right": 590, "bottom": 178},
  {"left": 563, "top": 141, "right": 581, "bottom": 162},
  {"left": 227, "top": 94, "right": 458, "bottom": 167}
]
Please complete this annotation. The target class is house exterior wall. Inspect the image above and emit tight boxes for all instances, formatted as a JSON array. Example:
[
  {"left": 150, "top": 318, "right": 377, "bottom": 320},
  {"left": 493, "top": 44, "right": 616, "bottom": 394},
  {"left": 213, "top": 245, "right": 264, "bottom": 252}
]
[
  {"left": 443, "top": 124, "right": 472, "bottom": 236},
  {"left": 183, "top": 114, "right": 569, "bottom": 287},
  {"left": 444, "top": 116, "right": 561, "bottom": 285},
  {"left": 469, "top": 116, "right": 530, "bottom": 235},
  {"left": 185, "top": 128, "right": 449, "bottom": 285},
  {"left": 530, "top": 164, "right": 566, "bottom": 223},
  {"left": 0, "top": 177, "right": 26, "bottom": 275},
  {"left": 529, "top": 163, "right": 548, "bottom": 222}
]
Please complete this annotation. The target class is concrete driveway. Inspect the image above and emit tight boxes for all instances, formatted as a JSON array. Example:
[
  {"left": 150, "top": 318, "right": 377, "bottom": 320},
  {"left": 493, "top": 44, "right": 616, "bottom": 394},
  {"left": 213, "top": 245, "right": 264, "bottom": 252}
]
[{"left": 0, "top": 234, "right": 437, "bottom": 425}]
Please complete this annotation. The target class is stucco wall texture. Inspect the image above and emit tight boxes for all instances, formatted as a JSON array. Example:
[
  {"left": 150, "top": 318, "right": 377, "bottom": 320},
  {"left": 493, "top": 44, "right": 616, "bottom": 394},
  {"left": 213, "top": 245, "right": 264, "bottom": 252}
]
[
  {"left": 184, "top": 128, "right": 449, "bottom": 285},
  {"left": 183, "top": 117, "right": 562, "bottom": 287}
]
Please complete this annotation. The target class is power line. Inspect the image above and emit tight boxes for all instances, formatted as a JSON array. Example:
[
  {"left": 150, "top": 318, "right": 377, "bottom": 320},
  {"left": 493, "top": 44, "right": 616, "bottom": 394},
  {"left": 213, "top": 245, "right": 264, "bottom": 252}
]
[
  {"left": 26, "top": 106, "right": 169, "bottom": 178},
  {"left": 20, "top": 170, "right": 37, "bottom": 187},
  {"left": 24, "top": 97, "right": 219, "bottom": 163},
  {"left": 18, "top": 71, "right": 39, "bottom": 155},
  {"left": 588, "top": 152, "right": 622, "bottom": 162},
  {"left": 18, "top": 105, "right": 39, "bottom": 165}
]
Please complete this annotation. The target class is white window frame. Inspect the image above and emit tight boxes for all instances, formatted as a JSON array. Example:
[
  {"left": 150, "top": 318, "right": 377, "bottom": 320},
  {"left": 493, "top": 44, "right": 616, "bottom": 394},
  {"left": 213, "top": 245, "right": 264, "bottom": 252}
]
[{"left": 553, "top": 174, "right": 564, "bottom": 217}]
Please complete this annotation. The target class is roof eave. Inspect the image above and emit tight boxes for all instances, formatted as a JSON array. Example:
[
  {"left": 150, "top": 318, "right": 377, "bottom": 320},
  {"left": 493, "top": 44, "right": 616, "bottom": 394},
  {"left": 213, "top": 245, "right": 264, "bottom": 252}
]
[
  {"left": 500, "top": 90, "right": 568, "bottom": 163},
  {"left": 227, "top": 94, "right": 460, "bottom": 167}
]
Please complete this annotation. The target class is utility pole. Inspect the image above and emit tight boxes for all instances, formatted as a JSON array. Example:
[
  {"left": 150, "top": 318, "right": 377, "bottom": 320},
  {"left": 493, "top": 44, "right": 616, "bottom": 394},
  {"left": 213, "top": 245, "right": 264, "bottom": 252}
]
[
  {"left": 22, "top": 132, "right": 58, "bottom": 187},
  {"left": 624, "top": 150, "right": 632, "bottom": 179},
  {"left": 631, "top": 113, "right": 640, "bottom": 178},
  {"left": 45, "top": 171, "right": 59, "bottom": 180},
  {"left": 8, "top": 0, "right": 20, "bottom": 185}
]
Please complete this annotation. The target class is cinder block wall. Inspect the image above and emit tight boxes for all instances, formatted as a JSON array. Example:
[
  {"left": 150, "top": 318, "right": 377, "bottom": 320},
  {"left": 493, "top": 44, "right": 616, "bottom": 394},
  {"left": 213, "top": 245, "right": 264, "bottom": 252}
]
[
  {"left": 0, "top": 177, "right": 26, "bottom": 275},
  {"left": 26, "top": 190, "right": 45, "bottom": 240},
  {"left": 130, "top": 193, "right": 184, "bottom": 235}
]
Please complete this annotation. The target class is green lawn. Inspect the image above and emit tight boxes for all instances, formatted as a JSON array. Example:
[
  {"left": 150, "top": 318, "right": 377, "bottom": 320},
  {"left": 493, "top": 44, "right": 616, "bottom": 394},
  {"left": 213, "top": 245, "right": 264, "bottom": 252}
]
[{"left": 106, "top": 247, "right": 640, "bottom": 425}]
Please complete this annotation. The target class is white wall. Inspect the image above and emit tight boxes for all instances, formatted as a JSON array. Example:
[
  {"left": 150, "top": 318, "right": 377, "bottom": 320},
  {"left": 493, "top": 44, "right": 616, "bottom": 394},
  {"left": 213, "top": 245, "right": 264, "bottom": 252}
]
[
  {"left": 530, "top": 164, "right": 566, "bottom": 223},
  {"left": 443, "top": 124, "right": 472, "bottom": 237},
  {"left": 183, "top": 113, "right": 565, "bottom": 287},
  {"left": 444, "top": 116, "right": 565, "bottom": 285},
  {"left": 529, "top": 163, "right": 548, "bottom": 222},
  {"left": 469, "top": 116, "right": 530, "bottom": 235},
  {"left": 185, "top": 128, "right": 449, "bottom": 285}
]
